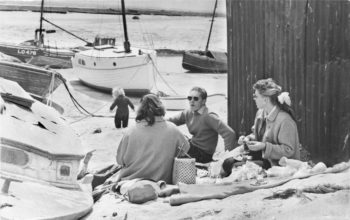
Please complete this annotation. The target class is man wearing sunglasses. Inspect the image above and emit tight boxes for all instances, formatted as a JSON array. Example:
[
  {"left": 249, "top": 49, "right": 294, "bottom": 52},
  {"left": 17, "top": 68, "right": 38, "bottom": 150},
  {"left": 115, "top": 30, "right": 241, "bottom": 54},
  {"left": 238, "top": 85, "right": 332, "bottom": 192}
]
[{"left": 167, "top": 87, "right": 236, "bottom": 163}]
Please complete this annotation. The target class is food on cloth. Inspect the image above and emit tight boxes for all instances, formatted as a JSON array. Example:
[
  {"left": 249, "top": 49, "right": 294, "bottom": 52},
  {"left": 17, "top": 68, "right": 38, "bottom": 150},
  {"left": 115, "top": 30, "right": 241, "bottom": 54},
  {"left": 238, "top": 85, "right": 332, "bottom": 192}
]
[
  {"left": 267, "top": 157, "right": 313, "bottom": 178},
  {"left": 250, "top": 175, "right": 268, "bottom": 186},
  {"left": 213, "top": 145, "right": 245, "bottom": 162},
  {"left": 291, "top": 166, "right": 312, "bottom": 178},
  {"left": 310, "top": 162, "right": 327, "bottom": 173},
  {"left": 197, "top": 169, "right": 209, "bottom": 178},
  {"left": 219, "top": 161, "right": 265, "bottom": 183},
  {"left": 291, "top": 161, "right": 327, "bottom": 177},
  {"left": 266, "top": 166, "right": 297, "bottom": 177},
  {"left": 325, "top": 161, "right": 350, "bottom": 173},
  {"left": 279, "top": 156, "right": 309, "bottom": 170},
  {"left": 209, "top": 146, "right": 245, "bottom": 178}
]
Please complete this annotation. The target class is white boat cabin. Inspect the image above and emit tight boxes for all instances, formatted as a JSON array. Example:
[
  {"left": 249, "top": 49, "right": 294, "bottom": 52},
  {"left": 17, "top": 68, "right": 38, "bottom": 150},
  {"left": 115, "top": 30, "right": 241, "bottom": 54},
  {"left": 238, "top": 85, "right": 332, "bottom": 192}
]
[
  {"left": 93, "top": 35, "right": 116, "bottom": 46},
  {"left": 0, "top": 78, "right": 86, "bottom": 189}
]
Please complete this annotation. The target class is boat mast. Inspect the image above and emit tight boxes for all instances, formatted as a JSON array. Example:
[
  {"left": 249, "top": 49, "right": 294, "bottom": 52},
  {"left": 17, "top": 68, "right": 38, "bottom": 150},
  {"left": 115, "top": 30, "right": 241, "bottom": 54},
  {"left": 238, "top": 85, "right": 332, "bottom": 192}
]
[
  {"left": 121, "top": 0, "right": 131, "bottom": 53},
  {"left": 205, "top": 0, "right": 218, "bottom": 53},
  {"left": 38, "top": 0, "right": 45, "bottom": 45}
]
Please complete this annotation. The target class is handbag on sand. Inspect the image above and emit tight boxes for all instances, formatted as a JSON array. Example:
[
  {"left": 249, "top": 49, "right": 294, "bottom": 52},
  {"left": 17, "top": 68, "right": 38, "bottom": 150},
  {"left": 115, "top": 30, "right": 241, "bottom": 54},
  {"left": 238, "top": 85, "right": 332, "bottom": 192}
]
[
  {"left": 172, "top": 144, "right": 196, "bottom": 184},
  {"left": 115, "top": 179, "right": 161, "bottom": 204}
]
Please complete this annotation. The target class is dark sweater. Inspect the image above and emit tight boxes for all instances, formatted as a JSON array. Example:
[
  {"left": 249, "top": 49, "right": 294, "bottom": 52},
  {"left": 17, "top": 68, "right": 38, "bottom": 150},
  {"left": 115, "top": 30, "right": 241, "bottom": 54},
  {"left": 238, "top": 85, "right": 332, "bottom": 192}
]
[
  {"left": 168, "top": 106, "right": 236, "bottom": 154},
  {"left": 110, "top": 96, "right": 134, "bottom": 116}
]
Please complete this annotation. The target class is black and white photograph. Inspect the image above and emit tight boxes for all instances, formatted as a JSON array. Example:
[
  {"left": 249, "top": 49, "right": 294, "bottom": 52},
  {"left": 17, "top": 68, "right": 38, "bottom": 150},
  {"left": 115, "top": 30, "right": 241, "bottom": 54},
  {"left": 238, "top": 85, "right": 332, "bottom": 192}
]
[{"left": 0, "top": 0, "right": 349, "bottom": 219}]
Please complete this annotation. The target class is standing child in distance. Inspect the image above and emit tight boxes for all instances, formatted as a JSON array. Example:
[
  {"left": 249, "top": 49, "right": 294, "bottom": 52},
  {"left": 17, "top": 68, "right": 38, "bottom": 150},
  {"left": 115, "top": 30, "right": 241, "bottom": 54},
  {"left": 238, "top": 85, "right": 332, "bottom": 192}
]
[{"left": 110, "top": 87, "right": 135, "bottom": 128}]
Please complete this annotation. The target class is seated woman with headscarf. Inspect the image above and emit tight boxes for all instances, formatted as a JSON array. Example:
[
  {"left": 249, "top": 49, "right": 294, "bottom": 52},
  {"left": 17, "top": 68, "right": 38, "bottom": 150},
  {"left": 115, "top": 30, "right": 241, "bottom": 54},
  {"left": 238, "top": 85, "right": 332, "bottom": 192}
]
[
  {"left": 240, "top": 78, "right": 300, "bottom": 169},
  {"left": 222, "top": 78, "right": 300, "bottom": 176}
]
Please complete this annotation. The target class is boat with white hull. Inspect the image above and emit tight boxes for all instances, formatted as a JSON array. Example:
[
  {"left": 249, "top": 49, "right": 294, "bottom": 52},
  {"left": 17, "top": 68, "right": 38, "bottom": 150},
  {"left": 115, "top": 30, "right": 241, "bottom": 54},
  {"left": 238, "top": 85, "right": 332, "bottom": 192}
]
[
  {"left": 72, "top": 0, "right": 157, "bottom": 95},
  {"left": 0, "top": 78, "right": 93, "bottom": 220},
  {"left": 72, "top": 45, "right": 156, "bottom": 94}
]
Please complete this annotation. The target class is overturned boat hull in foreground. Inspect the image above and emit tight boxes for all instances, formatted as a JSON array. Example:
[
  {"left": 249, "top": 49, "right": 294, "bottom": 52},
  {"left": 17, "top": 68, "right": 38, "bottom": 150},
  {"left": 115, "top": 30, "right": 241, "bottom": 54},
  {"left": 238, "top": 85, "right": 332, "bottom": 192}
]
[{"left": 0, "top": 78, "right": 93, "bottom": 220}]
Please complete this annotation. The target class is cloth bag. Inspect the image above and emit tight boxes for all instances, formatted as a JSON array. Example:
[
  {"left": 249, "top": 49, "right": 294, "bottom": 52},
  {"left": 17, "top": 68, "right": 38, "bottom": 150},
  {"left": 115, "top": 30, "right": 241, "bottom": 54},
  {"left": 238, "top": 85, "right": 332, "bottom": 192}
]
[{"left": 116, "top": 179, "right": 159, "bottom": 204}]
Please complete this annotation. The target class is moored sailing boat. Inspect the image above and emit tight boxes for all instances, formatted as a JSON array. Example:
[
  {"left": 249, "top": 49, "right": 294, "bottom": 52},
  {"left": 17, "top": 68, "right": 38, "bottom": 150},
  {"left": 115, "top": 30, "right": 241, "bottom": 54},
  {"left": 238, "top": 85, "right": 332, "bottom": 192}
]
[
  {"left": 72, "top": 0, "right": 157, "bottom": 95},
  {"left": 0, "top": 0, "right": 89, "bottom": 69},
  {"left": 182, "top": 0, "right": 227, "bottom": 73}
]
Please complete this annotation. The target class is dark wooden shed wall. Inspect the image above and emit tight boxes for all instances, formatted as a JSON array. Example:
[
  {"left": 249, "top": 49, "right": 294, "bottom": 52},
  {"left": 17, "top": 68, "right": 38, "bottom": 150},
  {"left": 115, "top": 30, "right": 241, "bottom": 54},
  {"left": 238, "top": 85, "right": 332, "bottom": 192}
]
[{"left": 227, "top": 0, "right": 350, "bottom": 165}]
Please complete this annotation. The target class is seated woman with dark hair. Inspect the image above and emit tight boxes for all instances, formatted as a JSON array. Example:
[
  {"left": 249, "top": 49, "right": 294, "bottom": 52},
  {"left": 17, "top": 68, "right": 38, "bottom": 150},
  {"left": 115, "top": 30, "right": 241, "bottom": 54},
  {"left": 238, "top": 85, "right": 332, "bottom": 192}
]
[
  {"left": 115, "top": 93, "right": 190, "bottom": 184},
  {"left": 90, "top": 94, "right": 190, "bottom": 202}
]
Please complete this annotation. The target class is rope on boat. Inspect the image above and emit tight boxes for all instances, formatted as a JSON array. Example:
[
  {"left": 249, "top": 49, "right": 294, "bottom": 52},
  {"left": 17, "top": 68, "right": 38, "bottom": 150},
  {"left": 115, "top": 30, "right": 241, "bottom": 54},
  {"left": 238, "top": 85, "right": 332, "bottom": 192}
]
[
  {"left": 61, "top": 79, "right": 113, "bottom": 122},
  {"left": 46, "top": 71, "right": 55, "bottom": 107},
  {"left": 122, "top": 56, "right": 151, "bottom": 89},
  {"left": 147, "top": 54, "right": 179, "bottom": 96}
]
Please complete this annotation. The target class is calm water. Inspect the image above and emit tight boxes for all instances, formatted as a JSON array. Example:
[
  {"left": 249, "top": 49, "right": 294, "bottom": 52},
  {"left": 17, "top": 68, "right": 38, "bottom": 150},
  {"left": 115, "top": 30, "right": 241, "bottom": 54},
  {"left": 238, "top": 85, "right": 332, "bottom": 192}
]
[
  {"left": 0, "top": 0, "right": 226, "bottom": 14},
  {"left": 0, "top": 11, "right": 227, "bottom": 51}
]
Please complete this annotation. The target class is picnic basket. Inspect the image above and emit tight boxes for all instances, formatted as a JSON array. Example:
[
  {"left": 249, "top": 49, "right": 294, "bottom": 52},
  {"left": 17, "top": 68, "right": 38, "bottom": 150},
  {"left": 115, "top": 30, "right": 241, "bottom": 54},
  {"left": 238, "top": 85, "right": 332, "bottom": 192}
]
[{"left": 172, "top": 144, "right": 196, "bottom": 184}]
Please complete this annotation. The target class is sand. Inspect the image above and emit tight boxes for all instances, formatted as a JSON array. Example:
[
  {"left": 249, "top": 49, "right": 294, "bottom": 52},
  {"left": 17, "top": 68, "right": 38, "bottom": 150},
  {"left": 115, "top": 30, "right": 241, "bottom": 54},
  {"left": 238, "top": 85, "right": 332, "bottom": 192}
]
[
  {"left": 86, "top": 169, "right": 350, "bottom": 220},
  {"left": 50, "top": 56, "right": 350, "bottom": 220}
]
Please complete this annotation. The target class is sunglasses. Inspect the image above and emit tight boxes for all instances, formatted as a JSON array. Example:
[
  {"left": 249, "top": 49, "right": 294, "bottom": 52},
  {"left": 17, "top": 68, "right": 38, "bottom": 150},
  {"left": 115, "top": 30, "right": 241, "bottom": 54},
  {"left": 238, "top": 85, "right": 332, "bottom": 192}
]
[{"left": 187, "top": 96, "right": 200, "bottom": 101}]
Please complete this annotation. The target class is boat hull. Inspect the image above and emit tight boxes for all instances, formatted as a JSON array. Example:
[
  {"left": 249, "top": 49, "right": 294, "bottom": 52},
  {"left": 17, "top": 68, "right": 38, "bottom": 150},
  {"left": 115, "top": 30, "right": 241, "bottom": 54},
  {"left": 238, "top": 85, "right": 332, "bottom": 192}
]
[
  {"left": 72, "top": 47, "right": 156, "bottom": 95},
  {"left": 182, "top": 50, "right": 227, "bottom": 73},
  {"left": 0, "top": 42, "right": 74, "bottom": 68},
  {"left": 0, "top": 60, "right": 65, "bottom": 99},
  {"left": 0, "top": 177, "right": 93, "bottom": 220},
  {"left": 0, "top": 78, "right": 92, "bottom": 220}
]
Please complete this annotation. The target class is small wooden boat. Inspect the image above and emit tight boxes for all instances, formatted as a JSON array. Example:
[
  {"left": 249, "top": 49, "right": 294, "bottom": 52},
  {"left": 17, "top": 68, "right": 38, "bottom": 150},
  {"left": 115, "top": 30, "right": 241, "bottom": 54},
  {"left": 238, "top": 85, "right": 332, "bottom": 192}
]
[
  {"left": 160, "top": 93, "right": 226, "bottom": 110},
  {"left": 0, "top": 60, "right": 65, "bottom": 103},
  {"left": 72, "top": 0, "right": 156, "bottom": 95},
  {"left": 182, "top": 50, "right": 227, "bottom": 73},
  {"left": 182, "top": 0, "right": 227, "bottom": 73},
  {"left": 0, "top": 0, "right": 89, "bottom": 69},
  {"left": 0, "top": 41, "right": 74, "bottom": 69},
  {"left": 0, "top": 78, "right": 93, "bottom": 220}
]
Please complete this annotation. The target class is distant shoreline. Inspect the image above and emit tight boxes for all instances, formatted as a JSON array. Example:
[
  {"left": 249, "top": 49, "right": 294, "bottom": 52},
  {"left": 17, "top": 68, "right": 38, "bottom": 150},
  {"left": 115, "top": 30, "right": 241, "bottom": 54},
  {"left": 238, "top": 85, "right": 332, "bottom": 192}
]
[{"left": 0, "top": 5, "right": 225, "bottom": 17}]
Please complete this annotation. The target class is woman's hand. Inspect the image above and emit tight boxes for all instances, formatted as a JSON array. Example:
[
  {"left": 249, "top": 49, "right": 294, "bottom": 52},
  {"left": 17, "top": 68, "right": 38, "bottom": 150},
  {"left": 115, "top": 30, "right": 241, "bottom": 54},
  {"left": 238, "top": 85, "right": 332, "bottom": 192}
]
[
  {"left": 238, "top": 135, "right": 250, "bottom": 145},
  {"left": 246, "top": 141, "right": 266, "bottom": 151}
]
